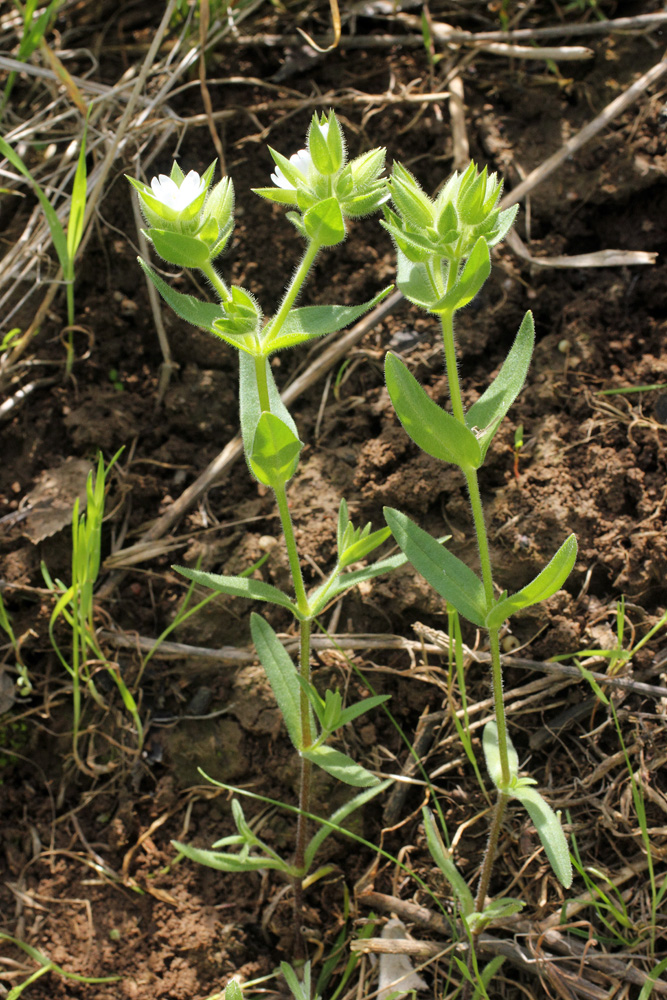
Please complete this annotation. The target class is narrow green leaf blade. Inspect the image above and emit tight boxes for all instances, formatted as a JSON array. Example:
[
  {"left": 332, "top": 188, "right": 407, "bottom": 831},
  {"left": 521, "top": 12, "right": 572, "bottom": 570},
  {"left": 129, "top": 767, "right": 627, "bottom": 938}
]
[
  {"left": 302, "top": 744, "right": 379, "bottom": 787},
  {"left": 384, "top": 508, "right": 488, "bottom": 627},
  {"left": 173, "top": 565, "right": 300, "bottom": 617},
  {"left": 137, "top": 259, "right": 224, "bottom": 331},
  {"left": 303, "top": 781, "right": 392, "bottom": 871},
  {"left": 0, "top": 136, "right": 68, "bottom": 269},
  {"left": 385, "top": 353, "right": 482, "bottom": 470},
  {"left": 423, "top": 808, "right": 474, "bottom": 916},
  {"left": 266, "top": 286, "right": 394, "bottom": 353},
  {"left": 465, "top": 312, "right": 535, "bottom": 461},
  {"left": 172, "top": 841, "right": 285, "bottom": 873},
  {"left": 338, "top": 694, "right": 391, "bottom": 728},
  {"left": 251, "top": 613, "right": 303, "bottom": 750},
  {"left": 486, "top": 534, "right": 577, "bottom": 630},
  {"left": 395, "top": 249, "right": 440, "bottom": 308},
  {"left": 512, "top": 785, "right": 573, "bottom": 888}
]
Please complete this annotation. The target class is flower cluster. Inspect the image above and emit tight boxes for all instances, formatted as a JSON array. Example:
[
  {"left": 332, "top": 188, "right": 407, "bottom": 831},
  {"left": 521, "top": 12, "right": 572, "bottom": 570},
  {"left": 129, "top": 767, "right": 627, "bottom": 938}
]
[
  {"left": 253, "top": 111, "right": 388, "bottom": 246},
  {"left": 382, "top": 161, "right": 518, "bottom": 265},
  {"left": 127, "top": 161, "right": 234, "bottom": 268}
]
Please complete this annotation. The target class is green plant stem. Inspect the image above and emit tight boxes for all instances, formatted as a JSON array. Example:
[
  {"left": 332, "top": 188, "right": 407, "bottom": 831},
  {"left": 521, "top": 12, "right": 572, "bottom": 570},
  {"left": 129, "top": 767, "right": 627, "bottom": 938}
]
[
  {"left": 474, "top": 791, "right": 509, "bottom": 916},
  {"left": 200, "top": 259, "right": 231, "bottom": 303},
  {"left": 439, "top": 307, "right": 513, "bottom": 908},
  {"left": 264, "top": 239, "right": 321, "bottom": 342}
]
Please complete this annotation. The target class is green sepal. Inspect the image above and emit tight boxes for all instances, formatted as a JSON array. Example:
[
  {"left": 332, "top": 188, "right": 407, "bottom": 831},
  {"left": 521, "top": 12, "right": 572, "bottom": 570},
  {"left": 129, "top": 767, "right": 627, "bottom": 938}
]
[
  {"left": 252, "top": 186, "right": 300, "bottom": 206},
  {"left": 423, "top": 807, "right": 474, "bottom": 917},
  {"left": 263, "top": 286, "right": 394, "bottom": 354},
  {"left": 384, "top": 508, "right": 488, "bottom": 627},
  {"left": 487, "top": 204, "right": 519, "bottom": 248},
  {"left": 308, "top": 116, "right": 337, "bottom": 174},
  {"left": 248, "top": 411, "right": 302, "bottom": 488},
  {"left": 301, "top": 744, "right": 379, "bottom": 787},
  {"left": 173, "top": 565, "right": 301, "bottom": 618},
  {"left": 385, "top": 353, "right": 482, "bottom": 470},
  {"left": 485, "top": 534, "right": 577, "bottom": 629},
  {"left": 390, "top": 161, "right": 434, "bottom": 228},
  {"left": 512, "top": 784, "right": 573, "bottom": 888},
  {"left": 169, "top": 161, "right": 185, "bottom": 184},
  {"left": 268, "top": 146, "right": 307, "bottom": 188},
  {"left": 251, "top": 613, "right": 305, "bottom": 750},
  {"left": 465, "top": 311, "right": 535, "bottom": 462},
  {"left": 433, "top": 237, "right": 490, "bottom": 312},
  {"left": 482, "top": 721, "right": 519, "bottom": 791},
  {"left": 303, "top": 197, "right": 346, "bottom": 246}
]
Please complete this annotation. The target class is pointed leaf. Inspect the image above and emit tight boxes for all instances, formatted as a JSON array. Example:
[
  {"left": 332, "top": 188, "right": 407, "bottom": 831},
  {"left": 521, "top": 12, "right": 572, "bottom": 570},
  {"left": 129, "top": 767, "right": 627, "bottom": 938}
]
[
  {"left": 386, "top": 353, "right": 482, "bottom": 470},
  {"left": 394, "top": 249, "right": 440, "bottom": 308},
  {"left": 303, "top": 781, "right": 392, "bottom": 871},
  {"left": 137, "top": 258, "right": 225, "bottom": 331},
  {"left": 482, "top": 721, "right": 519, "bottom": 791},
  {"left": 147, "top": 229, "right": 211, "bottom": 268},
  {"left": 384, "top": 508, "right": 488, "bottom": 627},
  {"left": 423, "top": 808, "right": 474, "bottom": 916},
  {"left": 308, "top": 548, "right": 410, "bottom": 616},
  {"left": 486, "top": 534, "right": 577, "bottom": 629},
  {"left": 251, "top": 614, "right": 303, "bottom": 750},
  {"left": 0, "top": 136, "right": 68, "bottom": 269},
  {"left": 239, "top": 352, "right": 299, "bottom": 479},
  {"left": 338, "top": 694, "right": 391, "bottom": 728},
  {"left": 264, "top": 286, "right": 393, "bottom": 353},
  {"left": 173, "top": 566, "right": 300, "bottom": 617},
  {"left": 249, "top": 411, "right": 302, "bottom": 488},
  {"left": 171, "top": 841, "right": 286, "bottom": 873},
  {"left": 512, "top": 784, "right": 573, "bottom": 888},
  {"left": 466, "top": 312, "right": 535, "bottom": 461},
  {"left": 339, "top": 526, "right": 391, "bottom": 569},
  {"left": 303, "top": 197, "right": 346, "bottom": 246},
  {"left": 302, "top": 744, "right": 379, "bottom": 787}
]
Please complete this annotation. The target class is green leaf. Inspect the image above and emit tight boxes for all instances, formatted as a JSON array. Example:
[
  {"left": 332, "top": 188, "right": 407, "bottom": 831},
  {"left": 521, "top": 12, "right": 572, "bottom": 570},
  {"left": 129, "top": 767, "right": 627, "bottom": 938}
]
[
  {"left": 0, "top": 136, "right": 68, "bottom": 272},
  {"left": 512, "top": 784, "right": 573, "bottom": 888},
  {"left": 249, "top": 411, "right": 302, "bottom": 488},
  {"left": 171, "top": 840, "right": 286, "bottom": 873},
  {"left": 465, "top": 312, "right": 535, "bottom": 461},
  {"left": 173, "top": 565, "right": 300, "bottom": 617},
  {"left": 252, "top": 185, "right": 299, "bottom": 206},
  {"left": 303, "top": 197, "right": 346, "bottom": 246},
  {"left": 66, "top": 129, "right": 87, "bottom": 265},
  {"left": 239, "top": 352, "right": 299, "bottom": 480},
  {"left": 137, "top": 258, "right": 229, "bottom": 333},
  {"left": 434, "top": 237, "right": 490, "bottom": 312},
  {"left": 225, "top": 979, "right": 244, "bottom": 1000},
  {"left": 264, "top": 286, "right": 394, "bottom": 353},
  {"left": 303, "top": 780, "right": 391, "bottom": 871},
  {"left": 485, "top": 534, "right": 577, "bottom": 630},
  {"left": 339, "top": 526, "right": 391, "bottom": 570},
  {"left": 302, "top": 744, "right": 379, "bottom": 787},
  {"left": 384, "top": 508, "right": 488, "bottom": 627},
  {"left": 251, "top": 614, "right": 303, "bottom": 750},
  {"left": 385, "top": 353, "right": 482, "bottom": 470},
  {"left": 338, "top": 694, "right": 391, "bottom": 728},
  {"left": 308, "top": 549, "right": 410, "bottom": 617},
  {"left": 482, "top": 721, "right": 519, "bottom": 791},
  {"left": 423, "top": 808, "right": 474, "bottom": 916},
  {"left": 147, "top": 229, "right": 211, "bottom": 268},
  {"left": 394, "top": 250, "right": 440, "bottom": 308}
]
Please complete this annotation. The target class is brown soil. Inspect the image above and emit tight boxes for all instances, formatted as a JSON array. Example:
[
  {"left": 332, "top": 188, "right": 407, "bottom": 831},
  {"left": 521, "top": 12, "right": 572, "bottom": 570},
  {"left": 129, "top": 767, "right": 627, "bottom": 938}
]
[{"left": 2, "top": 2, "right": 667, "bottom": 998}]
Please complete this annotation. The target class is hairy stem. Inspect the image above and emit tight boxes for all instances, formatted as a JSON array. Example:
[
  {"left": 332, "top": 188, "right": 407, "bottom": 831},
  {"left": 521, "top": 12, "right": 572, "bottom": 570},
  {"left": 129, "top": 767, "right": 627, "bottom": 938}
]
[
  {"left": 200, "top": 259, "right": 231, "bottom": 303},
  {"left": 265, "top": 239, "right": 321, "bottom": 342}
]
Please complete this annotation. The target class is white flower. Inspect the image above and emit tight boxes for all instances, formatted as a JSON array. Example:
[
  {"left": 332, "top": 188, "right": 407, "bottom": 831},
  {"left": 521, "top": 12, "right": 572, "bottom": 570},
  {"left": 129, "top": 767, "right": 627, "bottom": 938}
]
[
  {"left": 271, "top": 123, "right": 329, "bottom": 190},
  {"left": 150, "top": 170, "right": 206, "bottom": 213}
]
